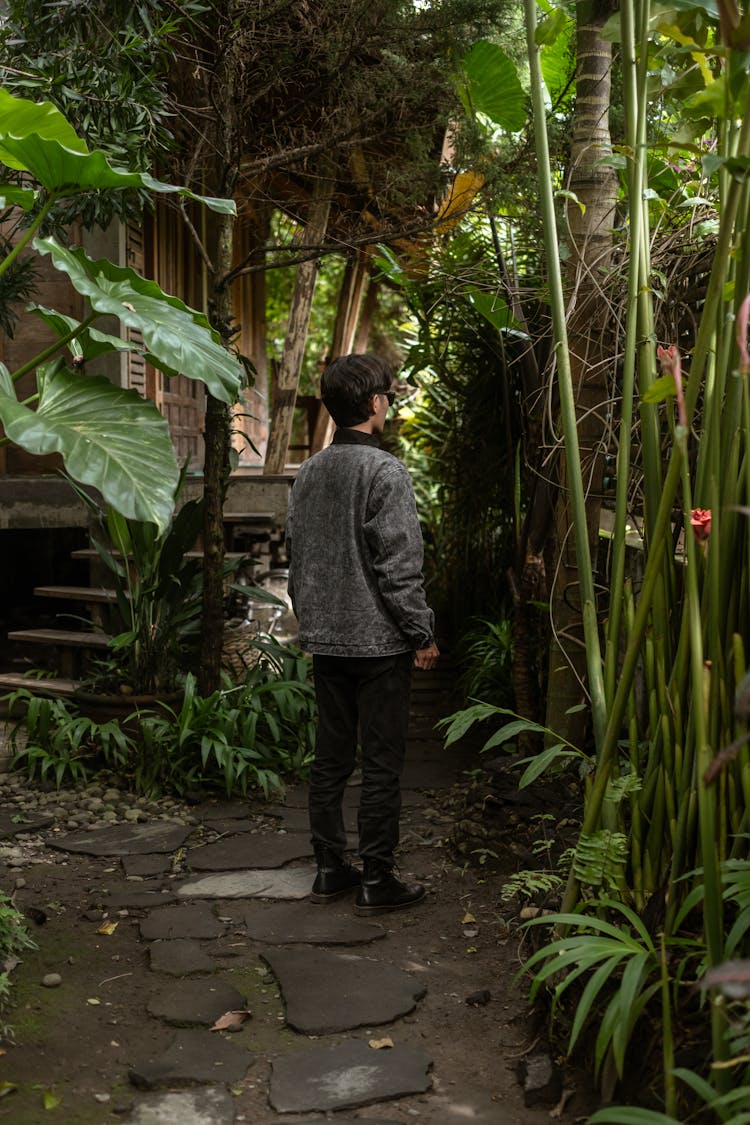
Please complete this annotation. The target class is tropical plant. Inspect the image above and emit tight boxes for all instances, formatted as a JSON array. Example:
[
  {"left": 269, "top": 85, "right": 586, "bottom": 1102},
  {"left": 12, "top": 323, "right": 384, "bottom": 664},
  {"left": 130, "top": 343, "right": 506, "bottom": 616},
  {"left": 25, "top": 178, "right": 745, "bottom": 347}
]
[
  {"left": 124, "top": 656, "right": 316, "bottom": 798},
  {"left": 3, "top": 689, "right": 132, "bottom": 787},
  {"left": 0, "top": 892, "right": 36, "bottom": 1041},
  {"left": 499, "top": 0, "right": 750, "bottom": 1112},
  {"left": 0, "top": 87, "right": 243, "bottom": 533},
  {"left": 3, "top": 644, "right": 315, "bottom": 797},
  {"left": 65, "top": 467, "right": 207, "bottom": 697}
]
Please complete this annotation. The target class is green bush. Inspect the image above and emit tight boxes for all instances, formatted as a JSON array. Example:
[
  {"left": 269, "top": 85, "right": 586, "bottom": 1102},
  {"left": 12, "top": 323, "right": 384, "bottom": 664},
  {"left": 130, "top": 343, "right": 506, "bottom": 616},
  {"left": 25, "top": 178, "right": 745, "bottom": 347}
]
[{"left": 3, "top": 643, "right": 316, "bottom": 798}]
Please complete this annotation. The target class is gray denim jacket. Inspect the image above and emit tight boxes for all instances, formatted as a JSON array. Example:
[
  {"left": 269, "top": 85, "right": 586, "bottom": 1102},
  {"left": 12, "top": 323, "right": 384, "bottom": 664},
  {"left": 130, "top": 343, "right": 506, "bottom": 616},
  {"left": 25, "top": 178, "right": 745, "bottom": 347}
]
[{"left": 286, "top": 430, "right": 435, "bottom": 657}]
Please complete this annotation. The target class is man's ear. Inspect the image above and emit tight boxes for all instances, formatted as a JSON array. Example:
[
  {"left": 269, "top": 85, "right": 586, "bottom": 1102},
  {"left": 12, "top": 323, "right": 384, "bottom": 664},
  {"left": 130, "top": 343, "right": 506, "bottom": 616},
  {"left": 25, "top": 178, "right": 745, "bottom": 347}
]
[{"left": 368, "top": 394, "right": 378, "bottom": 416}]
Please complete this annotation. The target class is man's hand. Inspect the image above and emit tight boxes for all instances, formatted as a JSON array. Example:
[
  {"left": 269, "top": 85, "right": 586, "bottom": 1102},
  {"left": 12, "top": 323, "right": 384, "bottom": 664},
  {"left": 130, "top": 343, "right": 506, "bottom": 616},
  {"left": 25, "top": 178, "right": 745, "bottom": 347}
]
[{"left": 414, "top": 642, "right": 440, "bottom": 670}]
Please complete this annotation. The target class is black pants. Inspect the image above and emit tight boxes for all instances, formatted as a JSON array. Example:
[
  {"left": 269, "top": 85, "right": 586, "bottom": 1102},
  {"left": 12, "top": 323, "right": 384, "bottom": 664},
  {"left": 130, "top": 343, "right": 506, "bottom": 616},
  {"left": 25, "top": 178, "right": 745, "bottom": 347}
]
[{"left": 310, "top": 652, "right": 413, "bottom": 866}]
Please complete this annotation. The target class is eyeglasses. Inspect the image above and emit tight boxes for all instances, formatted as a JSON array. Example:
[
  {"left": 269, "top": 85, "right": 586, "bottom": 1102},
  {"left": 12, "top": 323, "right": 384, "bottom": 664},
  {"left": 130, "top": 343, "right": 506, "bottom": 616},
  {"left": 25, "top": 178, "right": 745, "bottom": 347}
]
[{"left": 380, "top": 389, "right": 396, "bottom": 406}]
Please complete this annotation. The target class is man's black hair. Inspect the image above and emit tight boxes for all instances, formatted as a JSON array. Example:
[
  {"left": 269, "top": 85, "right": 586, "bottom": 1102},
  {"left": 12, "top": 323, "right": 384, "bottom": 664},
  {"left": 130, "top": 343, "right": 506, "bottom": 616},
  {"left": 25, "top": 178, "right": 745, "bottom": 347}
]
[{"left": 321, "top": 354, "right": 392, "bottom": 427}]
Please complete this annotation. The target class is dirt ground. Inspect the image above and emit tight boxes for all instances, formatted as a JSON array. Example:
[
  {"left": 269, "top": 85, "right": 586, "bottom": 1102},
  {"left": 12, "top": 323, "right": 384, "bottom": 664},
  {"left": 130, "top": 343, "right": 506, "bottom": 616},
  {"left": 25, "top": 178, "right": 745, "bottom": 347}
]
[
  {"left": 0, "top": 660, "right": 598, "bottom": 1125},
  {"left": 0, "top": 778, "right": 598, "bottom": 1125}
]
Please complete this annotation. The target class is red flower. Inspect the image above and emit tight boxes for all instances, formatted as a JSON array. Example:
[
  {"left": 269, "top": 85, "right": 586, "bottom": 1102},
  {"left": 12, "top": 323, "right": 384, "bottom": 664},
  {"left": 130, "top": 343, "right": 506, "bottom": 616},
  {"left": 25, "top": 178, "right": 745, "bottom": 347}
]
[{"left": 691, "top": 509, "right": 712, "bottom": 542}]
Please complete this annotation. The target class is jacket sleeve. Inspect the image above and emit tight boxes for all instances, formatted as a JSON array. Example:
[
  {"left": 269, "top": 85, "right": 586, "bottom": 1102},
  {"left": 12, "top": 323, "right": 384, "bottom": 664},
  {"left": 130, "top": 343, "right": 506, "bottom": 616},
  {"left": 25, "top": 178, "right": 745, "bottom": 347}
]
[{"left": 363, "top": 463, "right": 435, "bottom": 649}]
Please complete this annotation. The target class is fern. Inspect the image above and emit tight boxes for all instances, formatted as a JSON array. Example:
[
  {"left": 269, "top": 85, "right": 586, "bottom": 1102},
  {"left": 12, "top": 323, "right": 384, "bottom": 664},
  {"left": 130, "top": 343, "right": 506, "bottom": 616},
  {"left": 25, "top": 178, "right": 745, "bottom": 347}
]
[{"left": 574, "top": 830, "right": 629, "bottom": 894}]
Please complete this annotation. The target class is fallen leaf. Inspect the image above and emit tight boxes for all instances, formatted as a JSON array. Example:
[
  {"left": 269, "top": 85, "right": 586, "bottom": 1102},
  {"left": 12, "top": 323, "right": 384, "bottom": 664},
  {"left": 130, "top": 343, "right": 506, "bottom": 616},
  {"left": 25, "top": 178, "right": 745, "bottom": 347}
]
[
  {"left": 0, "top": 1048, "right": 6, "bottom": 1057},
  {"left": 369, "top": 1037, "right": 394, "bottom": 1049},
  {"left": 210, "top": 1009, "right": 251, "bottom": 1032},
  {"left": 97, "top": 922, "right": 118, "bottom": 936},
  {"left": 463, "top": 927, "right": 479, "bottom": 938},
  {"left": 461, "top": 912, "right": 476, "bottom": 924},
  {"left": 465, "top": 946, "right": 478, "bottom": 954},
  {"left": 43, "top": 1090, "right": 61, "bottom": 1110},
  {"left": 86, "top": 997, "right": 101, "bottom": 1006},
  {"left": 0, "top": 1082, "right": 17, "bottom": 1098}
]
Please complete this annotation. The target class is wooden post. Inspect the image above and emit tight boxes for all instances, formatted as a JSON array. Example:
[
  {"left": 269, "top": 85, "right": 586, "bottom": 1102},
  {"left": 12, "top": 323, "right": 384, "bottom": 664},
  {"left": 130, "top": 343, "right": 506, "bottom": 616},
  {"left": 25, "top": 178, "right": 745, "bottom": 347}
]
[
  {"left": 263, "top": 173, "right": 334, "bottom": 475},
  {"left": 310, "top": 252, "right": 371, "bottom": 455}
]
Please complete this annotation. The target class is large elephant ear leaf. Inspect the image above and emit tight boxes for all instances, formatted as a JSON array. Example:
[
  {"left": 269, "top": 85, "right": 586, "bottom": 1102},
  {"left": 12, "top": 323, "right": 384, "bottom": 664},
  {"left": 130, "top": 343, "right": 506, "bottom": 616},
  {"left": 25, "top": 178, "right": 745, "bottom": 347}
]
[
  {"left": 29, "top": 304, "right": 137, "bottom": 362},
  {"left": 0, "top": 89, "right": 236, "bottom": 214},
  {"left": 33, "top": 237, "right": 245, "bottom": 403},
  {"left": 0, "top": 88, "right": 88, "bottom": 166},
  {"left": 463, "top": 41, "right": 527, "bottom": 132},
  {"left": 0, "top": 362, "right": 179, "bottom": 532}
]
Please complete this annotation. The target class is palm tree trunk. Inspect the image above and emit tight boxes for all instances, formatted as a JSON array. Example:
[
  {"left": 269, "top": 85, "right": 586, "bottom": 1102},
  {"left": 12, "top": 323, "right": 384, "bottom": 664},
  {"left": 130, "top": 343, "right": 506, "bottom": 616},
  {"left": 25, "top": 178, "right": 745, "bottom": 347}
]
[{"left": 544, "top": 2, "right": 618, "bottom": 745}]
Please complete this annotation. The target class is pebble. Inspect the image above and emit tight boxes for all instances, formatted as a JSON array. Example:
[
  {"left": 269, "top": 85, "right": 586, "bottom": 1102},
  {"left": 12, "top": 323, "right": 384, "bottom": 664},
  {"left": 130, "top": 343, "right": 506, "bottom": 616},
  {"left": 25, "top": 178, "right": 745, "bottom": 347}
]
[
  {"left": 15, "top": 877, "right": 26, "bottom": 889},
  {"left": 103, "top": 789, "right": 121, "bottom": 801},
  {"left": 102, "top": 811, "right": 118, "bottom": 823},
  {"left": 42, "top": 973, "right": 62, "bottom": 988}
]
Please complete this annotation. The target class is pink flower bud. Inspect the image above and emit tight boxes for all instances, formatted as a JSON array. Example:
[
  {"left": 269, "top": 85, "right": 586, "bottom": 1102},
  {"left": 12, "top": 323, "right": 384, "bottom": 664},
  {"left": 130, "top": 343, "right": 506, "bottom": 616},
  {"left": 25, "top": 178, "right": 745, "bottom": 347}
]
[
  {"left": 691, "top": 508, "right": 712, "bottom": 542},
  {"left": 657, "top": 344, "right": 687, "bottom": 428}
]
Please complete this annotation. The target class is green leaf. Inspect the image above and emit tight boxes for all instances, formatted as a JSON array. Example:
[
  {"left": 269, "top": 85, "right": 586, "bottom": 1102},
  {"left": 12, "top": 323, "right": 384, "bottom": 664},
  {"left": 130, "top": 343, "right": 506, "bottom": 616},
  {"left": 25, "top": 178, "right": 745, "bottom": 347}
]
[
  {"left": 518, "top": 744, "right": 580, "bottom": 787},
  {"left": 463, "top": 41, "right": 527, "bottom": 132},
  {"left": 0, "top": 88, "right": 87, "bottom": 162},
  {"left": 466, "top": 289, "right": 524, "bottom": 336},
  {"left": 439, "top": 701, "right": 499, "bottom": 746},
  {"left": 43, "top": 1090, "right": 61, "bottom": 1110},
  {"left": 0, "top": 361, "right": 178, "bottom": 531},
  {"left": 28, "top": 305, "right": 135, "bottom": 361},
  {"left": 672, "top": 1066, "right": 720, "bottom": 1109},
  {"left": 1, "top": 135, "right": 236, "bottom": 212},
  {"left": 0, "top": 363, "right": 13, "bottom": 396},
  {"left": 535, "top": 8, "right": 569, "bottom": 45},
  {"left": 641, "top": 373, "right": 677, "bottom": 404},
  {"left": 541, "top": 32, "right": 574, "bottom": 103},
  {"left": 33, "top": 238, "right": 243, "bottom": 403},
  {"left": 0, "top": 183, "right": 38, "bottom": 210},
  {"left": 0, "top": 90, "right": 235, "bottom": 215},
  {"left": 568, "top": 952, "right": 623, "bottom": 1051},
  {"left": 481, "top": 718, "right": 545, "bottom": 752}
]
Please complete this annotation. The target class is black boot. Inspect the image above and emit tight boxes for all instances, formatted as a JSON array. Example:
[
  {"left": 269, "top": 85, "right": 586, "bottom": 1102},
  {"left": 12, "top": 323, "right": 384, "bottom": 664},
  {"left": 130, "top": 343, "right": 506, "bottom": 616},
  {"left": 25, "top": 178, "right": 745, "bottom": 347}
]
[
  {"left": 310, "top": 846, "right": 361, "bottom": 903},
  {"left": 353, "top": 859, "right": 426, "bottom": 916}
]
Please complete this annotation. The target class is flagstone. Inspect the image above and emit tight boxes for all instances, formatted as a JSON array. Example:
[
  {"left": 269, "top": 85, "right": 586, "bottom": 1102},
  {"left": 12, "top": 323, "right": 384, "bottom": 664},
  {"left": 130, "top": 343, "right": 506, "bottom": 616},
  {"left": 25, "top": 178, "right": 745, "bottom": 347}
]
[
  {"left": 176, "top": 866, "right": 314, "bottom": 900},
  {"left": 187, "top": 833, "right": 313, "bottom": 870},
  {"left": 51, "top": 822, "right": 191, "bottom": 856},
  {"left": 122, "top": 853, "right": 173, "bottom": 877},
  {"left": 129, "top": 1029, "right": 252, "bottom": 1089},
  {"left": 123, "top": 1086, "right": 236, "bottom": 1124},
  {"left": 148, "top": 939, "right": 216, "bottom": 976},
  {"left": 269, "top": 1040, "right": 432, "bottom": 1113},
  {"left": 140, "top": 902, "right": 225, "bottom": 941},
  {"left": 263, "top": 947, "right": 426, "bottom": 1033},
  {"left": 147, "top": 978, "right": 246, "bottom": 1027},
  {"left": 242, "top": 901, "right": 384, "bottom": 945}
]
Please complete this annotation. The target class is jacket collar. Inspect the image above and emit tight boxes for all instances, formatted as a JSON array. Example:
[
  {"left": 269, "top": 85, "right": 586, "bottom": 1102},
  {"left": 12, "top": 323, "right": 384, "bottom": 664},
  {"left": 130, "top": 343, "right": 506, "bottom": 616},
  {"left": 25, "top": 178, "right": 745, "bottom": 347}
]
[{"left": 332, "top": 428, "right": 381, "bottom": 448}]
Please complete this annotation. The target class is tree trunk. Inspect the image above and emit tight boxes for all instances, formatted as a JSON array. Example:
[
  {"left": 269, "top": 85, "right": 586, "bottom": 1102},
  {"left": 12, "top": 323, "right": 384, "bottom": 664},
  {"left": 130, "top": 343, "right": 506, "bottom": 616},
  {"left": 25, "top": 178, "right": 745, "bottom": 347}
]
[
  {"left": 264, "top": 172, "right": 334, "bottom": 474},
  {"left": 544, "top": 3, "right": 618, "bottom": 745},
  {"left": 199, "top": 8, "right": 241, "bottom": 695}
]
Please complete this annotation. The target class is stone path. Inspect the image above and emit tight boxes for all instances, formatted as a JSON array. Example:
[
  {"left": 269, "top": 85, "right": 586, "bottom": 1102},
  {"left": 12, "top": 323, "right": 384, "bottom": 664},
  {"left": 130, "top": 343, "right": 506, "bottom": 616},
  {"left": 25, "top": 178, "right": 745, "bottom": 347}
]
[{"left": 0, "top": 667, "right": 574, "bottom": 1124}]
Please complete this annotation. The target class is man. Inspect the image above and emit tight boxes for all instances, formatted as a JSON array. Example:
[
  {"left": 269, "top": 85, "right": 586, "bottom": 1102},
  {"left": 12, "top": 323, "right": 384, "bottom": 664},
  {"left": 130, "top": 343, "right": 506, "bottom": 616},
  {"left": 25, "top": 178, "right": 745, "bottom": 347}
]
[{"left": 286, "top": 353, "right": 439, "bottom": 916}]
